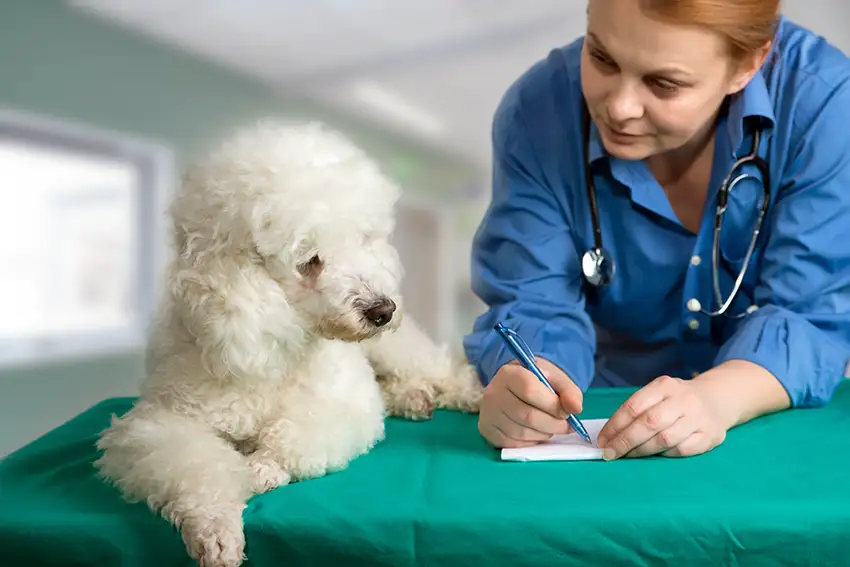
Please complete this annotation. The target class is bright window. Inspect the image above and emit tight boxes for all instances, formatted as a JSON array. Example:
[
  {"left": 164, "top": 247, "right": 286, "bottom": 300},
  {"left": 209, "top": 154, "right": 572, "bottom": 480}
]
[{"left": 0, "top": 112, "right": 172, "bottom": 366}]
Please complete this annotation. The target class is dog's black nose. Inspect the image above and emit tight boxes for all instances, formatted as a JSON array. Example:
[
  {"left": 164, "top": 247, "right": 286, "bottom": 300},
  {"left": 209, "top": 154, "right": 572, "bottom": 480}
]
[{"left": 363, "top": 298, "right": 396, "bottom": 327}]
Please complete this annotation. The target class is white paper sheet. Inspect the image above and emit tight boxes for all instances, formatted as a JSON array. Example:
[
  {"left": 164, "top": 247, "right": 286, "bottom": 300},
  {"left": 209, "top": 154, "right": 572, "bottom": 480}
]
[{"left": 500, "top": 418, "right": 608, "bottom": 462}]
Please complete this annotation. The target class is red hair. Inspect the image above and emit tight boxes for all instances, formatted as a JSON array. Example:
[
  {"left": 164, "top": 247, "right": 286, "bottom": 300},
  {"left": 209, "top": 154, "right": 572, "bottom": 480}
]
[{"left": 641, "top": 0, "right": 781, "bottom": 59}]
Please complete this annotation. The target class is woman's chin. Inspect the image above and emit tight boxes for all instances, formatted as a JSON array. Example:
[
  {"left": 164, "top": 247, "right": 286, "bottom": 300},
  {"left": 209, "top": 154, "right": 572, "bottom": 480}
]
[{"left": 602, "top": 138, "right": 653, "bottom": 161}]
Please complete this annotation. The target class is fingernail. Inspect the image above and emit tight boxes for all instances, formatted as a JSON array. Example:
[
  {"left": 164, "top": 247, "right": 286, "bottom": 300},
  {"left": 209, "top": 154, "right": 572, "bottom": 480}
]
[{"left": 603, "top": 448, "right": 616, "bottom": 461}]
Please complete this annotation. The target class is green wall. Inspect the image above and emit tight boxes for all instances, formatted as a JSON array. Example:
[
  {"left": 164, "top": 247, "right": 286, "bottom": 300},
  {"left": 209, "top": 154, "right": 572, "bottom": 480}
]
[{"left": 0, "top": 0, "right": 478, "bottom": 456}]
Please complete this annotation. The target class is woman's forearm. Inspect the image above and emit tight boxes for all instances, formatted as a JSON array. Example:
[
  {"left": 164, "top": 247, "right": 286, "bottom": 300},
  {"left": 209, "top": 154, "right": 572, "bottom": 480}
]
[{"left": 692, "top": 359, "right": 792, "bottom": 430}]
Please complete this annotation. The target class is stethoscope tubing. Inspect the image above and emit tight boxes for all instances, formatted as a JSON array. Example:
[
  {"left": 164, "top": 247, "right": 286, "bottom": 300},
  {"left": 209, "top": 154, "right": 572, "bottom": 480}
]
[{"left": 580, "top": 100, "right": 770, "bottom": 318}]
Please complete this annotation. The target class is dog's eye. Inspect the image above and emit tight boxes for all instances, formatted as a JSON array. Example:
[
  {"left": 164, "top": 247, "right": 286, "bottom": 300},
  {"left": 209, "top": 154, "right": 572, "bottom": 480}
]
[{"left": 297, "top": 254, "right": 323, "bottom": 278}]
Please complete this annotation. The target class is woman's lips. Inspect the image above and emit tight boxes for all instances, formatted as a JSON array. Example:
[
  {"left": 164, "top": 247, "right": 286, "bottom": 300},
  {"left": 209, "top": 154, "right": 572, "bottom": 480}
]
[{"left": 605, "top": 123, "right": 642, "bottom": 139}]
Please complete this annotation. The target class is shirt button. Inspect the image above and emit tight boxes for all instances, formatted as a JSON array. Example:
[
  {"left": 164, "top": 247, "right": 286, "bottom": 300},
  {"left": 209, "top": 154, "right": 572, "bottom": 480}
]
[
  {"left": 690, "top": 255, "right": 701, "bottom": 267},
  {"left": 686, "top": 298, "right": 701, "bottom": 312},
  {"left": 687, "top": 319, "right": 700, "bottom": 330}
]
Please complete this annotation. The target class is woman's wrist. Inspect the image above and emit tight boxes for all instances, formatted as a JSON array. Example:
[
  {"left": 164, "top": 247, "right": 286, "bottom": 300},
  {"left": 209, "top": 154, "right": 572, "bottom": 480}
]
[{"left": 691, "top": 359, "right": 792, "bottom": 430}]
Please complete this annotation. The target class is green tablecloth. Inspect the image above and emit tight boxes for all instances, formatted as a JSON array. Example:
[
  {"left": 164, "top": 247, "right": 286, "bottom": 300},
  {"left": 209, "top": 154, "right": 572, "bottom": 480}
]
[{"left": 2, "top": 382, "right": 850, "bottom": 566}]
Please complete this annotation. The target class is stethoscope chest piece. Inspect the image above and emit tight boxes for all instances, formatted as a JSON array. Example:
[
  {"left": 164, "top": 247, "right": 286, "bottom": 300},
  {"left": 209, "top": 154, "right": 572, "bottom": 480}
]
[{"left": 582, "top": 246, "right": 615, "bottom": 287}]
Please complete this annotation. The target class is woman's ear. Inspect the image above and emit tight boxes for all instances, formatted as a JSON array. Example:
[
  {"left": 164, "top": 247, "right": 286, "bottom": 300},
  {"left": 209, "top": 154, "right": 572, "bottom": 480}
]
[
  {"left": 726, "top": 40, "right": 773, "bottom": 95},
  {"left": 170, "top": 247, "right": 306, "bottom": 381}
]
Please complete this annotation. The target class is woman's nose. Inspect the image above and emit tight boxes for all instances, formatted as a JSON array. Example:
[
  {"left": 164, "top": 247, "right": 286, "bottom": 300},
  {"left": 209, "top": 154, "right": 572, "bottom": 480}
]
[{"left": 607, "top": 85, "right": 644, "bottom": 124}]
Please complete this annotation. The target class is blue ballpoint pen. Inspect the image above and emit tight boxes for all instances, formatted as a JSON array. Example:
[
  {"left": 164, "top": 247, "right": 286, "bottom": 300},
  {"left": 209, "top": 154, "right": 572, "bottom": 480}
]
[{"left": 494, "top": 322, "right": 592, "bottom": 444}]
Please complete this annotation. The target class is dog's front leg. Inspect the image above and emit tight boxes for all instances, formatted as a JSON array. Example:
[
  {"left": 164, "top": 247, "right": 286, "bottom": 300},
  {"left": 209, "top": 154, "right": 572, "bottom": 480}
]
[
  {"left": 249, "top": 360, "right": 387, "bottom": 482},
  {"left": 362, "top": 314, "right": 483, "bottom": 419},
  {"left": 95, "top": 404, "right": 256, "bottom": 567},
  {"left": 249, "top": 414, "right": 385, "bottom": 483}
]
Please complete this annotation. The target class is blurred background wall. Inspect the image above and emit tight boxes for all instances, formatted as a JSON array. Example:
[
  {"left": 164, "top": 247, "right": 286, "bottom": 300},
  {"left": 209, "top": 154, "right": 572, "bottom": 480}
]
[{"left": 1, "top": 0, "right": 847, "bottom": 457}]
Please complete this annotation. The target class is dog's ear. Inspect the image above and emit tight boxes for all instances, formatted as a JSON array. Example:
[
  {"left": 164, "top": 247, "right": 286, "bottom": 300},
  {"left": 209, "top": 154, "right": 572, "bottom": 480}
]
[{"left": 170, "top": 247, "right": 306, "bottom": 381}]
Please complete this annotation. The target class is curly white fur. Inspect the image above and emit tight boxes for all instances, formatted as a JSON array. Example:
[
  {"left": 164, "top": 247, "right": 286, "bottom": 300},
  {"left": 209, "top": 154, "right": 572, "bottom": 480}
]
[{"left": 93, "top": 120, "right": 482, "bottom": 567}]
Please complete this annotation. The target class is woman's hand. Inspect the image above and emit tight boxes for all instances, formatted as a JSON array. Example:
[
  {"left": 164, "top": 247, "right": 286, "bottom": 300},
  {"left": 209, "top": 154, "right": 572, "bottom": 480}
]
[
  {"left": 596, "top": 375, "right": 730, "bottom": 460},
  {"left": 478, "top": 358, "right": 584, "bottom": 448}
]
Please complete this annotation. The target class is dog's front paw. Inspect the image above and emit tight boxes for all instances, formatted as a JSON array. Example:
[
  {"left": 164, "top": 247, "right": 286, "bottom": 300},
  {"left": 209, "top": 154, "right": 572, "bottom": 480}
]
[
  {"left": 247, "top": 455, "right": 291, "bottom": 493},
  {"left": 437, "top": 388, "right": 482, "bottom": 413},
  {"left": 181, "top": 504, "right": 246, "bottom": 567},
  {"left": 434, "top": 363, "right": 483, "bottom": 414},
  {"left": 382, "top": 383, "right": 436, "bottom": 420}
]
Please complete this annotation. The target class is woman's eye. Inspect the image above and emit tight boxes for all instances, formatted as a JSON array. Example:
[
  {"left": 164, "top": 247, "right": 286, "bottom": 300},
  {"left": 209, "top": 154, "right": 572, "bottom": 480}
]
[
  {"left": 649, "top": 78, "right": 682, "bottom": 96},
  {"left": 591, "top": 50, "right": 615, "bottom": 68}
]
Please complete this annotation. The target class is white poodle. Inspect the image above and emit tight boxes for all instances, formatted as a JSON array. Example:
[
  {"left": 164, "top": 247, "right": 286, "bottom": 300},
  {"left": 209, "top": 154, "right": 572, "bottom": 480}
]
[{"left": 93, "top": 120, "right": 483, "bottom": 567}]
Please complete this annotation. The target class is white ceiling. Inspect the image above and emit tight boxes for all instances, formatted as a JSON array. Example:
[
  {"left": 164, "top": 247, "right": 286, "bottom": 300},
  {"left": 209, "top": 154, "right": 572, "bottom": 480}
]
[
  {"left": 66, "top": 0, "right": 588, "bottom": 172},
  {"left": 67, "top": 0, "right": 849, "bottom": 174}
]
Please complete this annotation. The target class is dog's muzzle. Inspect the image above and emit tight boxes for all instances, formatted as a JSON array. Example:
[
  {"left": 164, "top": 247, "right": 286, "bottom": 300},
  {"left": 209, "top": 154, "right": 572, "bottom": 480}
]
[{"left": 361, "top": 297, "right": 396, "bottom": 327}]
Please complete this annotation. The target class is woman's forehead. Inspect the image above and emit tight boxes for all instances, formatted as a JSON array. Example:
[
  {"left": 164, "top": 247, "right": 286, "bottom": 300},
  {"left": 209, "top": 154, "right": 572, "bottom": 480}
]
[{"left": 587, "top": 0, "right": 729, "bottom": 73}]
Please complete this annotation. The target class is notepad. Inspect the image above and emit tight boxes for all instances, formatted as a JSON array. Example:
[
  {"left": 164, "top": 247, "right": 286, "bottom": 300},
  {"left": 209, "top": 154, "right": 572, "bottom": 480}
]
[{"left": 500, "top": 419, "right": 609, "bottom": 462}]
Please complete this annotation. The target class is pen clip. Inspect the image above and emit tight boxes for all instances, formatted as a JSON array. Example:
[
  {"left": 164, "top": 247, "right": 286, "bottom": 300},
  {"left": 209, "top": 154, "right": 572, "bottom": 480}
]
[{"left": 494, "top": 322, "right": 536, "bottom": 363}]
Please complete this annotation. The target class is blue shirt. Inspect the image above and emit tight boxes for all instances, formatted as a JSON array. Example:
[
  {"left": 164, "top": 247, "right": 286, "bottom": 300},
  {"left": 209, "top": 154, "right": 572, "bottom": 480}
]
[{"left": 463, "top": 17, "right": 850, "bottom": 408}]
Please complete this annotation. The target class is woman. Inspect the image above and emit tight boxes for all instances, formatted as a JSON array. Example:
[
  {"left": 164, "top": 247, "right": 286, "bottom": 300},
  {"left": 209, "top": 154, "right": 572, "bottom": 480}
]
[{"left": 463, "top": 0, "right": 850, "bottom": 460}]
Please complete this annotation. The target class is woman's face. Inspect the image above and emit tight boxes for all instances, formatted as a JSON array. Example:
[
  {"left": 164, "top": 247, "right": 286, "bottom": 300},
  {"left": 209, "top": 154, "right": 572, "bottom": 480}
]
[{"left": 580, "top": 0, "right": 763, "bottom": 161}]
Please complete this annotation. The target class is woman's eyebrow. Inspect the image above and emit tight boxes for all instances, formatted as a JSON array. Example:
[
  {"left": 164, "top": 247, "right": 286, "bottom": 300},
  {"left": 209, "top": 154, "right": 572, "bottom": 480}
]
[
  {"left": 586, "top": 31, "right": 606, "bottom": 49},
  {"left": 586, "top": 31, "right": 694, "bottom": 78}
]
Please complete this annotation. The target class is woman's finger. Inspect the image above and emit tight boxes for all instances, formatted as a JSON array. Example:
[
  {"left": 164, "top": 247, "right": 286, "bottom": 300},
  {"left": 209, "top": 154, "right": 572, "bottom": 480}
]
[
  {"left": 601, "top": 394, "right": 684, "bottom": 460},
  {"left": 501, "top": 389, "right": 571, "bottom": 435},
  {"left": 505, "top": 368, "right": 568, "bottom": 421},
  {"left": 483, "top": 421, "right": 544, "bottom": 449},
  {"left": 597, "top": 376, "right": 674, "bottom": 448},
  {"left": 496, "top": 410, "right": 556, "bottom": 442},
  {"left": 623, "top": 415, "right": 696, "bottom": 458},
  {"left": 662, "top": 430, "right": 725, "bottom": 458}
]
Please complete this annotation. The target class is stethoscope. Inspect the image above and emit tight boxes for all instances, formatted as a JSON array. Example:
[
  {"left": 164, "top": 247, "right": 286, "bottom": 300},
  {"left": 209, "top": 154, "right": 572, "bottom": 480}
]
[{"left": 580, "top": 102, "right": 771, "bottom": 318}]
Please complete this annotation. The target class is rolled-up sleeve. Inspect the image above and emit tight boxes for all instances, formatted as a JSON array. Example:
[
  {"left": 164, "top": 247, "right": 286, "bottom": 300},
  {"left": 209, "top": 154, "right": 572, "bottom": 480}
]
[
  {"left": 462, "top": 94, "right": 596, "bottom": 390},
  {"left": 714, "top": 83, "right": 850, "bottom": 408}
]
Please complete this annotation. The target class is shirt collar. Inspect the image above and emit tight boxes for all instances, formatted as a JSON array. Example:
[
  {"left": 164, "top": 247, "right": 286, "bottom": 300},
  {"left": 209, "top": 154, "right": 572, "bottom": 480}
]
[
  {"left": 587, "top": 66, "right": 776, "bottom": 166},
  {"left": 725, "top": 64, "right": 776, "bottom": 157}
]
